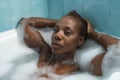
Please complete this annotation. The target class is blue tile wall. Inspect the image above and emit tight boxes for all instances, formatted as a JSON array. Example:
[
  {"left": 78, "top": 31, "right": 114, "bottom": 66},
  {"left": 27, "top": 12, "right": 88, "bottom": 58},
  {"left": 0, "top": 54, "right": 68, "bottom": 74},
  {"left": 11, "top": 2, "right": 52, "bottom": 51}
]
[
  {"left": 107, "top": 0, "right": 120, "bottom": 36},
  {"left": 0, "top": 0, "right": 48, "bottom": 32},
  {"left": 0, "top": 0, "right": 120, "bottom": 37},
  {"left": 48, "top": 0, "right": 63, "bottom": 19},
  {"left": 48, "top": 0, "right": 120, "bottom": 37}
]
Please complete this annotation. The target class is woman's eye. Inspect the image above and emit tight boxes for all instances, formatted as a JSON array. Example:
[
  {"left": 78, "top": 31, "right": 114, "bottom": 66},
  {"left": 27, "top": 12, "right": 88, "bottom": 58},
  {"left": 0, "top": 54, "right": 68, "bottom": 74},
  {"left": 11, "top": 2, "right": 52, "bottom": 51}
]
[{"left": 64, "top": 30, "right": 72, "bottom": 36}]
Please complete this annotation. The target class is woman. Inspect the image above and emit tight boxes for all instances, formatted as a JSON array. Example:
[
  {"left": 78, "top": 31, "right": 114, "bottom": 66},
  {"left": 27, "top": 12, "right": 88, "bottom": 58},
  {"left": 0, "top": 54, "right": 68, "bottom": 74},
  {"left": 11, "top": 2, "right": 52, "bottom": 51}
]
[{"left": 17, "top": 11, "right": 119, "bottom": 76}]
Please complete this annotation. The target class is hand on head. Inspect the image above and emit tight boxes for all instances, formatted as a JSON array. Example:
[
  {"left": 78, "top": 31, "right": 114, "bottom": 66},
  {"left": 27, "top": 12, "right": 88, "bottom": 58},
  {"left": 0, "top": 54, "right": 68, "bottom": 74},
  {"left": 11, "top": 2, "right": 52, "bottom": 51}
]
[{"left": 85, "top": 19, "right": 95, "bottom": 36}]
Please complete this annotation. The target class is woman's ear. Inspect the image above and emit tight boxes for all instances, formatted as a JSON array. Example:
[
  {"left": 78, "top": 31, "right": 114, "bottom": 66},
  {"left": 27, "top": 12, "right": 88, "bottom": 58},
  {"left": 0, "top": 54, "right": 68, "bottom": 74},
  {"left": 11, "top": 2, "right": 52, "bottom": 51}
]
[{"left": 78, "top": 37, "right": 84, "bottom": 47}]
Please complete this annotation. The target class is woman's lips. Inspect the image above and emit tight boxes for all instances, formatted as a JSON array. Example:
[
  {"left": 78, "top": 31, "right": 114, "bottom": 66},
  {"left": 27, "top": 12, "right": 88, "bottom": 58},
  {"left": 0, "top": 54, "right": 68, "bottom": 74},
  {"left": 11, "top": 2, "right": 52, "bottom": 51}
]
[{"left": 52, "top": 42, "right": 62, "bottom": 49}]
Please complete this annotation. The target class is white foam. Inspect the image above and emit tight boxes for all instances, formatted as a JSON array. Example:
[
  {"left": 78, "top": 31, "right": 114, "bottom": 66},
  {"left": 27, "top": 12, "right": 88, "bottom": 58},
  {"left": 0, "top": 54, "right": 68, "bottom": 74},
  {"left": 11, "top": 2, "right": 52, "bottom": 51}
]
[
  {"left": 1, "top": 29, "right": 120, "bottom": 80},
  {"left": 11, "top": 61, "right": 65, "bottom": 80},
  {"left": 74, "top": 39, "right": 104, "bottom": 72},
  {"left": 11, "top": 60, "right": 38, "bottom": 80},
  {"left": 108, "top": 72, "right": 120, "bottom": 80},
  {"left": 0, "top": 33, "right": 37, "bottom": 62},
  {"left": 60, "top": 72, "right": 101, "bottom": 80},
  {"left": 102, "top": 41, "right": 120, "bottom": 77},
  {"left": 0, "top": 63, "right": 14, "bottom": 77}
]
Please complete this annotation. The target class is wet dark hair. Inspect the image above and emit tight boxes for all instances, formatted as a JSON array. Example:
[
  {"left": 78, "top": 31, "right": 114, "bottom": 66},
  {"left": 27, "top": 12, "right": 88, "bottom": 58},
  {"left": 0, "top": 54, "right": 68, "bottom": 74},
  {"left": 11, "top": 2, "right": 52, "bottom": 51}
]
[{"left": 66, "top": 10, "right": 88, "bottom": 41}]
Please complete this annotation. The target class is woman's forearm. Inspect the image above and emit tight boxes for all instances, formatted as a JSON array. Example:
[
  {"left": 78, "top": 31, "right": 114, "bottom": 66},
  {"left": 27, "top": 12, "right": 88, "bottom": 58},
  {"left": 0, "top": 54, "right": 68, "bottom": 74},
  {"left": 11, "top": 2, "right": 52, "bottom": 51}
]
[
  {"left": 25, "top": 17, "right": 58, "bottom": 28},
  {"left": 89, "top": 31, "right": 119, "bottom": 49},
  {"left": 87, "top": 20, "right": 119, "bottom": 49}
]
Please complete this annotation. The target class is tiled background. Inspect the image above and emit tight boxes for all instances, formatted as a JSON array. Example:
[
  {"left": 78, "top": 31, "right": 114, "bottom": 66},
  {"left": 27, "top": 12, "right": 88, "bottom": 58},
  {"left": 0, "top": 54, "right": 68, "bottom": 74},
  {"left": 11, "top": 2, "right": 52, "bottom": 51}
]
[{"left": 0, "top": 0, "right": 120, "bottom": 37}]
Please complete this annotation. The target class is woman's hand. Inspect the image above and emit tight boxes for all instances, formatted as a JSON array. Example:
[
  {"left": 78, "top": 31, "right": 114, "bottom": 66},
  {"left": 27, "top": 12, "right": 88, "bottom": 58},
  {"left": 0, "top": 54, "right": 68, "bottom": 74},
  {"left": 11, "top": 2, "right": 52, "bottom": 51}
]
[
  {"left": 86, "top": 19, "right": 95, "bottom": 37},
  {"left": 20, "top": 17, "right": 35, "bottom": 27},
  {"left": 19, "top": 18, "right": 29, "bottom": 26}
]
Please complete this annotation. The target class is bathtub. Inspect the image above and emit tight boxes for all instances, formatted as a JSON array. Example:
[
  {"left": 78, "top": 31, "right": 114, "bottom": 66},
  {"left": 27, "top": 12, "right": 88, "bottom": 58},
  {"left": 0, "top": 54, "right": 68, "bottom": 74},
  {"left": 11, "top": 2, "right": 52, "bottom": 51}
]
[{"left": 0, "top": 29, "right": 120, "bottom": 80}]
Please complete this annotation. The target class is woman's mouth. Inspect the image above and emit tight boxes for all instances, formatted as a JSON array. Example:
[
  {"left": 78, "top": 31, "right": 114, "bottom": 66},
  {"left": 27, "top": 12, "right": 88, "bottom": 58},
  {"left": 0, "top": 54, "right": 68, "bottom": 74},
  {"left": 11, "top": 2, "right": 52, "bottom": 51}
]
[{"left": 52, "top": 42, "right": 62, "bottom": 49}]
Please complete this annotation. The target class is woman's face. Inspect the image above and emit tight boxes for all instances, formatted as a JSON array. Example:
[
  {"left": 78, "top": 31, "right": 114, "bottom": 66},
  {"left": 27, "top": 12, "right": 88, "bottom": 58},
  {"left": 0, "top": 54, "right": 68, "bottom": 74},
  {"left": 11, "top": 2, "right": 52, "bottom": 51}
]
[{"left": 51, "top": 16, "right": 84, "bottom": 55}]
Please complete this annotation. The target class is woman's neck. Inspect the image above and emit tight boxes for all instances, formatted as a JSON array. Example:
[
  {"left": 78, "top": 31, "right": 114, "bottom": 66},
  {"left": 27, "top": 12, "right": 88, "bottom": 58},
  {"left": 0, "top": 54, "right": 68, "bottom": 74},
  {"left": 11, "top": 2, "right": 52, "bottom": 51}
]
[{"left": 53, "top": 52, "right": 74, "bottom": 63}]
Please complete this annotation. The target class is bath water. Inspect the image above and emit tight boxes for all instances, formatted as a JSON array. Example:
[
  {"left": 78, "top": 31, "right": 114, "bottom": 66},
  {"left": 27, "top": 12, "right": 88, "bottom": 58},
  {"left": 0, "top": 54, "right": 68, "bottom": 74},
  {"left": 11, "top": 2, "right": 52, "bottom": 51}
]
[{"left": 0, "top": 24, "right": 120, "bottom": 80}]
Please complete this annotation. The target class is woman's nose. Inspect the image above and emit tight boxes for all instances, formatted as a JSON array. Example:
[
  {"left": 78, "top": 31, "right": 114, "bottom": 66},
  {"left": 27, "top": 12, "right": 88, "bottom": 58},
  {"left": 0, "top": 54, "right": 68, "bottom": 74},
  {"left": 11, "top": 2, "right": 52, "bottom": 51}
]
[
  {"left": 54, "top": 35, "right": 61, "bottom": 41},
  {"left": 54, "top": 32, "right": 62, "bottom": 41}
]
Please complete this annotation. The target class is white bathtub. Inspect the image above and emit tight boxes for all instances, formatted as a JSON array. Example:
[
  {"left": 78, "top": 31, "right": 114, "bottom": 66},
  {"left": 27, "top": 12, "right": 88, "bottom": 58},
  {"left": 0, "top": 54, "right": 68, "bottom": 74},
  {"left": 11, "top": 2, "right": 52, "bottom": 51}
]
[{"left": 0, "top": 29, "right": 120, "bottom": 80}]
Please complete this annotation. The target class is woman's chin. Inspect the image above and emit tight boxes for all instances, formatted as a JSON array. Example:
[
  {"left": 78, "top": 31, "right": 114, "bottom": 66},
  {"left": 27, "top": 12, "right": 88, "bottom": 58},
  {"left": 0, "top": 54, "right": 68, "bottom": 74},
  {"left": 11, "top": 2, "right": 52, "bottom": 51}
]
[{"left": 52, "top": 50, "right": 63, "bottom": 55}]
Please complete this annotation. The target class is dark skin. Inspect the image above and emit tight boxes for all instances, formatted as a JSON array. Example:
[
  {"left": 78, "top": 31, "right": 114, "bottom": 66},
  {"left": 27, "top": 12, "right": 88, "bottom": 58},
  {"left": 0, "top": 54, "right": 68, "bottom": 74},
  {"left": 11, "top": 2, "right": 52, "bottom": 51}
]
[
  {"left": 87, "top": 20, "right": 119, "bottom": 75},
  {"left": 20, "top": 16, "right": 82, "bottom": 75},
  {"left": 19, "top": 16, "right": 119, "bottom": 76}
]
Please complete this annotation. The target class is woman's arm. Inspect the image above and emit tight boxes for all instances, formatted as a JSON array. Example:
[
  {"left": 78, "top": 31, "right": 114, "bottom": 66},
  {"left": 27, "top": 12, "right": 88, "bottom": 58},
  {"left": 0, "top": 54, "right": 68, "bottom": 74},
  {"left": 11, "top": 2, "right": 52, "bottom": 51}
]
[
  {"left": 87, "top": 20, "right": 119, "bottom": 50},
  {"left": 90, "top": 53, "right": 105, "bottom": 76},
  {"left": 18, "top": 18, "right": 55, "bottom": 67},
  {"left": 21, "top": 17, "right": 58, "bottom": 28},
  {"left": 16, "top": 17, "right": 58, "bottom": 67},
  {"left": 23, "top": 24, "right": 52, "bottom": 67},
  {"left": 87, "top": 20, "right": 119, "bottom": 76},
  {"left": 37, "top": 44, "right": 52, "bottom": 67}
]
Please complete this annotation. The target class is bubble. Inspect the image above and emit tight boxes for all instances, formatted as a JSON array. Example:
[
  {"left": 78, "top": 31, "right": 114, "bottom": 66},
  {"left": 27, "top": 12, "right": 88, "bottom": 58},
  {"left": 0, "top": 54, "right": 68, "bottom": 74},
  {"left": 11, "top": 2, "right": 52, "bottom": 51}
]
[
  {"left": 102, "top": 41, "right": 120, "bottom": 77},
  {"left": 1, "top": 29, "right": 120, "bottom": 80}
]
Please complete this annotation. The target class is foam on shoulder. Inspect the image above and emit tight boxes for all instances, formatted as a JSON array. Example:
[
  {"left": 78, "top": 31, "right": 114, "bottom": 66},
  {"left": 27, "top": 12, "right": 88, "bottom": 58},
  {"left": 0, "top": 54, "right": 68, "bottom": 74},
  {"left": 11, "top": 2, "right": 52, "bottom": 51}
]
[
  {"left": 102, "top": 41, "right": 120, "bottom": 77},
  {"left": 74, "top": 39, "right": 104, "bottom": 72}
]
